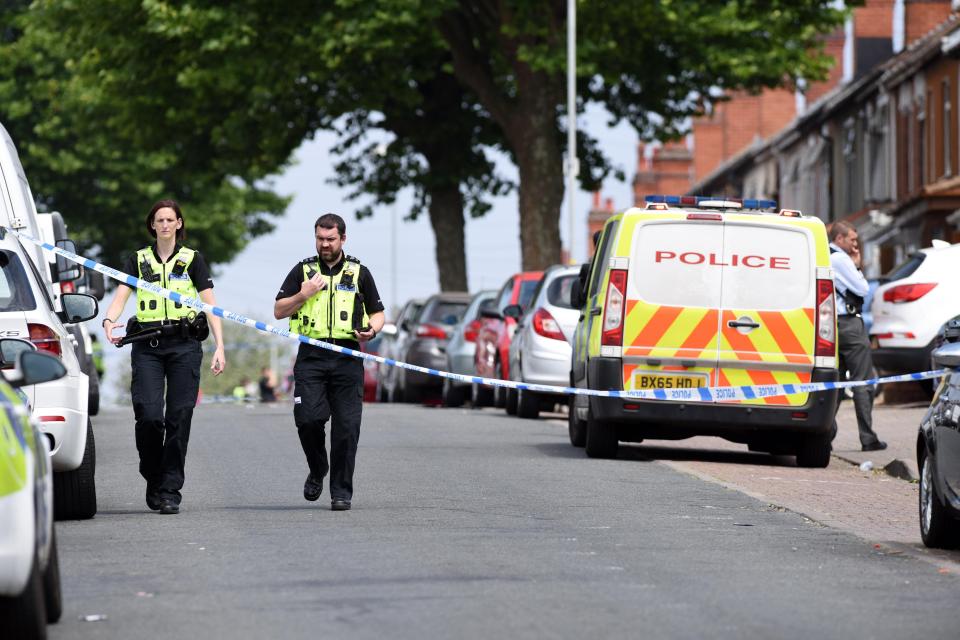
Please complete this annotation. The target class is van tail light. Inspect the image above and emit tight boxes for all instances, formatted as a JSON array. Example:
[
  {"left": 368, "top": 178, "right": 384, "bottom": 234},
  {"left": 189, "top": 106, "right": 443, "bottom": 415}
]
[
  {"left": 882, "top": 282, "right": 936, "bottom": 303},
  {"left": 532, "top": 308, "right": 566, "bottom": 341},
  {"left": 28, "top": 323, "right": 62, "bottom": 357},
  {"left": 463, "top": 319, "right": 481, "bottom": 343},
  {"left": 416, "top": 323, "right": 448, "bottom": 340},
  {"left": 815, "top": 279, "right": 835, "bottom": 357},
  {"left": 601, "top": 269, "right": 628, "bottom": 346}
]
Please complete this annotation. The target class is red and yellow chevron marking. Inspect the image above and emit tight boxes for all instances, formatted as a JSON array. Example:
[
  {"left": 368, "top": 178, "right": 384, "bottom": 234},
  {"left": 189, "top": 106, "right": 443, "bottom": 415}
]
[{"left": 623, "top": 302, "right": 719, "bottom": 360}]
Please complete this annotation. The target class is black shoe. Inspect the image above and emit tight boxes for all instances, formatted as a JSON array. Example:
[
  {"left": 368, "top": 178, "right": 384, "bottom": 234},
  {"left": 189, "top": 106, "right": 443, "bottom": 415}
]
[
  {"left": 303, "top": 473, "right": 323, "bottom": 501},
  {"left": 862, "top": 440, "right": 888, "bottom": 452},
  {"left": 158, "top": 500, "right": 180, "bottom": 515},
  {"left": 331, "top": 498, "right": 351, "bottom": 511},
  {"left": 146, "top": 491, "right": 162, "bottom": 511}
]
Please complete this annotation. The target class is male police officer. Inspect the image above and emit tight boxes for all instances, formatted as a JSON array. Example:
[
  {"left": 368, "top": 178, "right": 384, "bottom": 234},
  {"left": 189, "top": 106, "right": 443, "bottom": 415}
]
[
  {"left": 274, "top": 213, "right": 385, "bottom": 510},
  {"left": 829, "top": 221, "right": 886, "bottom": 452}
]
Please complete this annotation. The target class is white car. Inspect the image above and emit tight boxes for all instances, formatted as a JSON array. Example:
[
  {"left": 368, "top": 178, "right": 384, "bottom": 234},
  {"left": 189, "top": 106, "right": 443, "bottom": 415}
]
[
  {"left": 0, "top": 121, "right": 99, "bottom": 520},
  {"left": 870, "top": 241, "right": 960, "bottom": 389},
  {"left": 0, "top": 339, "right": 66, "bottom": 639},
  {"left": 506, "top": 264, "right": 581, "bottom": 419}
]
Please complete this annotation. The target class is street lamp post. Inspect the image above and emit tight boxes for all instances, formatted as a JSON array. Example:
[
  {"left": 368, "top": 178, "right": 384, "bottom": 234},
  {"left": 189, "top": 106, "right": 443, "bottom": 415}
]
[
  {"left": 375, "top": 142, "right": 398, "bottom": 313},
  {"left": 566, "top": 0, "right": 578, "bottom": 265}
]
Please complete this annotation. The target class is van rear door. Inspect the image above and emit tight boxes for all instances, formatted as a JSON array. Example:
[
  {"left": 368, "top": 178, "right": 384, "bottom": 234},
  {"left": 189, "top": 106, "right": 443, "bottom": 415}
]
[
  {"left": 623, "top": 216, "right": 722, "bottom": 397},
  {"left": 716, "top": 218, "right": 816, "bottom": 406}
]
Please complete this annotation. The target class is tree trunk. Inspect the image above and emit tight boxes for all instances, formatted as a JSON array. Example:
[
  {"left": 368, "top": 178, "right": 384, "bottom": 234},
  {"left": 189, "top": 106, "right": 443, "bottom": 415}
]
[
  {"left": 513, "top": 101, "right": 564, "bottom": 271},
  {"left": 426, "top": 184, "right": 468, "bottom": 291}
]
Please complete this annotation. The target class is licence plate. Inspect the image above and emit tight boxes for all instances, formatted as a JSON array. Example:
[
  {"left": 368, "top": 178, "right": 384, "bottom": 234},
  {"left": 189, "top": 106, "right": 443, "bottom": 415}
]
[{"left": 633, "top": 372, "right": 707, "bottom": 390}]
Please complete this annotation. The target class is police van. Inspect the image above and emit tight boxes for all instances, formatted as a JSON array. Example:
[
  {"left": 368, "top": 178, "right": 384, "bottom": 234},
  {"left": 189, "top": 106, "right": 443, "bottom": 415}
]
[
  {"left": 569, "top": 195, "right": 839, "bottom": 467},
  {"left": 0, "top": 121, "right": 99, "bottom": 519}
]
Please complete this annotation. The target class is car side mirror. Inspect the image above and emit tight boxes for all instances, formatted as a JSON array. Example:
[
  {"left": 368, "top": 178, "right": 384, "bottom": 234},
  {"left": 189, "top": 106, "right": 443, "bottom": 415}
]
[
  {"left": 380, "top": 323, "right": 398, "bottom": 337},
  {"left": 3, "top": 343, "right": 67, "bottom": 388},
  {"left": 58, "top": 293, "right": 99, "bottom": 325},
  {"left": 54, "top": 239, "right": 82, "bottom": 282},
  {"left": 401, "top": 319, "right": 412, "bottom": 332},
  {"left": 932, "top": 342, "right": 960, "bottom": 369},
  {"left": 479, "top": 307, "right": 503, "bottom": 321},
  {"left": 502, "top": 304, "right": 523, "bottom": 320}
]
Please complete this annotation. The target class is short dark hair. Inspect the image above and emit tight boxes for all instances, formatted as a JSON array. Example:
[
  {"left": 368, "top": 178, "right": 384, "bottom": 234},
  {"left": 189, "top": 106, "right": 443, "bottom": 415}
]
[
  {"left": 828, "top": 220, "right": 854, "bottom": 243},
  {"left": 146, "top": 199, "right": 186, "bottom": 241},
  {"left": 315, "top": 213, "right": 346, "bottom": 237}
]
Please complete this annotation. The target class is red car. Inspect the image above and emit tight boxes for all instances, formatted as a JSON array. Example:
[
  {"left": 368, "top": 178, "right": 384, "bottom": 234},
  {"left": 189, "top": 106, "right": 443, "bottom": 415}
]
[
  {"left": 471, "top": 271, "right": 543, "bottom": 407},
  {"left": 361, "top": 335, "right": 383, "bottom": 402}
]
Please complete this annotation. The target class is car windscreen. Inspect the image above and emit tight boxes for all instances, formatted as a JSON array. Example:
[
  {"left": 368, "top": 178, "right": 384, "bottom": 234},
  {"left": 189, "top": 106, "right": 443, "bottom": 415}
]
[
  {"left": 883, "top": 253, "right": 925, "bottom": 282},
  {"left": 546, "top": 275, "right": 578, "bottom": 309},
  {"left": 0, "top": 250, "right": 37, "bottom": 311},
  {"left": 518, "top": 279, "right": 541, "bottom": 309},
  {"left": 423, "top": 301, "right": 469, "bottom": 326}
]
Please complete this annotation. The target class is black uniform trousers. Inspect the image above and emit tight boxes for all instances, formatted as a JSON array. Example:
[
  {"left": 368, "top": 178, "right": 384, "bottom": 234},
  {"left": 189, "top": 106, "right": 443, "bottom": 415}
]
[
  {"left": 293, "top": 344, "right": 364, "bottom": 501},
  {"left": 831, "top": 314, "right": 882, "bottom": 448},
  {"left": 130, "top": 337, "right": 203, "bottom": 504}
]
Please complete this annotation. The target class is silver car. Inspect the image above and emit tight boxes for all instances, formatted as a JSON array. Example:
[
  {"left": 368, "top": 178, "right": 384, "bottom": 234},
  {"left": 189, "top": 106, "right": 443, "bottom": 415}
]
[
  {"left": 441, "top": 290, "right": 497, "bottom": 407},
  {"left": 506, "top": 265, "right": 581, "bottom": 418},
  {"left": 376, "top": 298, "right": 424, "bottom": 403}
]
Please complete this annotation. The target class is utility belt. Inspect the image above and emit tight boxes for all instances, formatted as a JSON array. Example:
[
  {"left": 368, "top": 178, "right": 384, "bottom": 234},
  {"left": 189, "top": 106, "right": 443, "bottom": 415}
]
[
  {"left": 305, "top": 337, "right": 359, "bottom": 348},
  {"left": 119, "top": 313, "right": 209, "bottom": 347}
]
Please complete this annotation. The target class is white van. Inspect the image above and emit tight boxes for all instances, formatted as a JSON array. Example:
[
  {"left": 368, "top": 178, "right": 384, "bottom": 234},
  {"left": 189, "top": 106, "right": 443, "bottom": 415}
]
[{"left": 0, "top": 121, "right": 99, "bottom": 519}]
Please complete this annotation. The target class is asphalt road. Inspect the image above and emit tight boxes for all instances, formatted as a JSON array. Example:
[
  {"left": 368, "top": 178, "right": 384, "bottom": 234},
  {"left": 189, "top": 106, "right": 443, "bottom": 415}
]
[{"left": 51, "top": 402, "right": 960, "bottom": 640}]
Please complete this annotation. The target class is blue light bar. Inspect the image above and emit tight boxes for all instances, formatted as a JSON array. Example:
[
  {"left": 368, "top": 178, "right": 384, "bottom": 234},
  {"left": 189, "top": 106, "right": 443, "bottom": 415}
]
[{"left": 644, "top": 195, "right": 778, "bottom": 210}]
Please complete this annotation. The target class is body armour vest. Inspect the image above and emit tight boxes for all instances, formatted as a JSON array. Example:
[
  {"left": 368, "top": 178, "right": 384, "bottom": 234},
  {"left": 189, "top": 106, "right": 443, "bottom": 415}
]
[
  {"left": 290, "top": 256, "right": 367, "bottom": 340},
  {"left": 135, "top": 246, "right": 200, "bottom": 322}
]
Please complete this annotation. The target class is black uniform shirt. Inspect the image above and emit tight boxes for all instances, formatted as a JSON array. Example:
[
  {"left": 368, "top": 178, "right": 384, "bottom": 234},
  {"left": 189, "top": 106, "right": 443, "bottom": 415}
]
[{"left": 120, "top": 243, "right": 214, "bottom": 292}]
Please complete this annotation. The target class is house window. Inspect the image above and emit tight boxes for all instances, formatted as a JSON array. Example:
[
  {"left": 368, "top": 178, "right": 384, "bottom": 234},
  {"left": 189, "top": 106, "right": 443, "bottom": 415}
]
[{"left": 945, "top": 78, "right": 953, "bottom": 177}]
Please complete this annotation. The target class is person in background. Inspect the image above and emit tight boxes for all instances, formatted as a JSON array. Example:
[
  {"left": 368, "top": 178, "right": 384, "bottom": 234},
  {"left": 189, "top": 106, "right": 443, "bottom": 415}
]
[
  {"left": 259, "top": 366, "right": 277, "bottom": 403},
  {"left": 828, "top": 221, "right": 886, "bottom": 452}
]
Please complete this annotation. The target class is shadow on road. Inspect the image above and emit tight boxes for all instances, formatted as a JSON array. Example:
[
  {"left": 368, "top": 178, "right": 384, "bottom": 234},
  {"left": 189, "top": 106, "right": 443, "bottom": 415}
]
[{"left": 621, "top": 443, "right": 797, "bottom": 467}]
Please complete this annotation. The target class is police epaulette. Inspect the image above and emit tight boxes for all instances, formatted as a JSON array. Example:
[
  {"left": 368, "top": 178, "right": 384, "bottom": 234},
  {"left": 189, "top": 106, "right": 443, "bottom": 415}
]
[
  {"left": 345, "top": 255, "right": 361, "bottom": 265},
  {"left": 300, "top": 255, "right": 318, "bottom": 264}
]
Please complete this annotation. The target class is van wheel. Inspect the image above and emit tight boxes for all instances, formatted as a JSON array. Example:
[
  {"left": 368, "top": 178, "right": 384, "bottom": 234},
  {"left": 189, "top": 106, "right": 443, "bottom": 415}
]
[
  {"left": 517, "top": 389, "right": 540, "bottom": 419},
  {"left": 43, "top": 527, "right": 62, "bottom": 623},
  {"left": 442, "top": 379, "right": 466, "bottom": 408},
  {"left": 472, "top": 382, "right": 493, "bottom": 408},
  {"left": 0, "top": 547, "right": 46, "bottom": 640},
  {"left": 505, "top": 387, "right": 518, "bottom": 415},
  {"left": 795, "top": 433, "right": 831, "bottom": 468},
  {"left": 54, "top": 420, "right": 97, "bottom": 520},
  {"left": 585, "top": 412, "right": 618, "bottom": 459},
  {"left": 920, "top": 449, "right": 960, "bottom": 548},
  {"left": 568, "top": 397, "right": 586, "bottom": 447}
]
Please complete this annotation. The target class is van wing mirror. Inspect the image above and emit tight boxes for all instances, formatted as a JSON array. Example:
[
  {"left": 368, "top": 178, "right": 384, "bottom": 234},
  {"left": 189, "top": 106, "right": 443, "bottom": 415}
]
[
  {"left": 54, "top": 239, "right": 81, "bottom": 282},
  {"left": 12, "top": 350, "right": 68, "bottom": 387},
  {"left": 0, "top": 338, "right": 35, "bottom": 368}
]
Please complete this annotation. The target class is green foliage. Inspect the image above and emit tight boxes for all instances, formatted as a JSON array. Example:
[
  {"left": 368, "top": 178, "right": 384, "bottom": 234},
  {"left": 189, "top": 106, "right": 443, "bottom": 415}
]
[{"left": 198, "top": 320, "right": 295, "bottom": 398}]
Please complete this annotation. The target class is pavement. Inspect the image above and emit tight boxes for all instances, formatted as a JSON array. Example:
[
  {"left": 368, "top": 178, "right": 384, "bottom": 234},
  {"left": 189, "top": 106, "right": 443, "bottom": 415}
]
[{"left": 831, "top": 397, "right": 929, "bottom": 481}]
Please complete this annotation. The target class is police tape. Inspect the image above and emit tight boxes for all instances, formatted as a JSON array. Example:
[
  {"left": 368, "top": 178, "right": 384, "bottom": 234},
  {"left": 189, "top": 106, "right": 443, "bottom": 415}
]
[{"left": 6, "top": 226, "right": 948, "bottom": 402}]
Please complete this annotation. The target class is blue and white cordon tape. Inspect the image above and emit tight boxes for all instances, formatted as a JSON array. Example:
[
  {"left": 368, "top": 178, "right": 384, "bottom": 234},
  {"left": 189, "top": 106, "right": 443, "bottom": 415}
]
[{"left": 6, "top": 226, "right": 947, "bottom": 402}]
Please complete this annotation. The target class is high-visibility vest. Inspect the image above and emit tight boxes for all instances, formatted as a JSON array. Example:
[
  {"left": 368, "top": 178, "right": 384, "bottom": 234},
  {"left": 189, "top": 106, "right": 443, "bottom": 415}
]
[
  {"left": 135, "top": 246, "right": 200, "bottom": 322},
  {"left": 290, "top": 256, "right": 367, "bottom": 340}
]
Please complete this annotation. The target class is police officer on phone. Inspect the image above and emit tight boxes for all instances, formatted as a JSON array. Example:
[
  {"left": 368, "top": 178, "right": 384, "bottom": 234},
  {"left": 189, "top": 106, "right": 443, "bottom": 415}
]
[
  {"left": 274, "top": 213, "right": 384, "bottom": 511},
  {"left": 829, "top": 221, "right": 886, "bottom": 452}
]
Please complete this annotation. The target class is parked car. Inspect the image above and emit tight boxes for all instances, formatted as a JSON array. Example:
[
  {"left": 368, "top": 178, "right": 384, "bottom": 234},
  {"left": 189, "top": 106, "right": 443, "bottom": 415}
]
[
  {"left": 0, "top": 122, "right": 100, "bottom": 520},
  {"left": 506, "top": 265, "right": 581, "bottom": 419},
  {"left": 471, "top": 271, "right": 544, "bottom": 408},
  {"left": 0, "top": 338, "right": 68, "bottom": 639},
  {"left": 394, "top": 292, "right": 472, "bottom": 403},
  {"left": 917, "top": 322, "right": 960, "bottom": 549},
  {"left": 360, "top": 334, "right": 383, "bottom": 403},
  {"left": 376, "top": 298, "right": 424, "bottom": 403},
  {"left": 441, "top": 290, "right": 497, "bottom": 407},
  {"left": 570, "top": 197, "right": 839, "bottom": 465},
  {"left": 860, "top": 278, "right": 882, "bottom": 334},
  {"left": 870, "top": 241, "right": 960, "bottom": 392}
]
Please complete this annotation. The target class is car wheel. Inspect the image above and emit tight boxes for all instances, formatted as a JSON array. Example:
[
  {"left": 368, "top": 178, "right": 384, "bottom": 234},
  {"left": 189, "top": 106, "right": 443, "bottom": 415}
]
[
  {"left": 88, "top": 369, "right": 100, "bottom": 416},
  {"left": 471, "top": 382, "right": 494, "bottom": 408},
  {"left": 795, "top": 432, "right": 831, "bottom": 468},
  {"left": 568, "top": 397, "right": 586, "bottom": 447},
  {"left": 517, "top": 388, "right": 540, "bottom": 419},
  {"left": 377, "top": 377, "right": 388, "bottom": 403},
  {"left": 442, "top": 379, "right": 465, "bottom": 408},
  {"left": 54, "top": 420, "right": 97, "bottom": 521},
  {"left": 920, "top": 449, "right": 960, "bottom": 548},
  {"left": 506, "top": 387, "right": 518, "bottom": 415},
  {"left": 43, "top": 526, "right": 62, "bottom": 624},
  {"left": 493, "top": 362, "right": 506, "bottom": 408},
  {"left": 0, "top": 547, "right": 46, "bottom": 640},
  {"left": 585, "top": 410, "right": 618, "bottom": 459}
]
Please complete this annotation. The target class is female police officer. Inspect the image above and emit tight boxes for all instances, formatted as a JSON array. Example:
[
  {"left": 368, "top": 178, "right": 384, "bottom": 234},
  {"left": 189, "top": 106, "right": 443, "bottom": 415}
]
[{"left": 102, "top": 200, "right": 226, "bottom": 514}]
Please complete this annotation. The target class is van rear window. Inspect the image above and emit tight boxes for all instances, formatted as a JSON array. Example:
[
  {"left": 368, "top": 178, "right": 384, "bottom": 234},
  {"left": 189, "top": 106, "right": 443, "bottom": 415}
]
[
  {"left": 0, "top": 250, "right": 37, "bottom": 311},
  {"left": 720, "top": 224, "right": 812, "bottom": 310}
]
